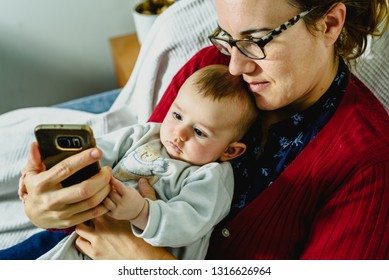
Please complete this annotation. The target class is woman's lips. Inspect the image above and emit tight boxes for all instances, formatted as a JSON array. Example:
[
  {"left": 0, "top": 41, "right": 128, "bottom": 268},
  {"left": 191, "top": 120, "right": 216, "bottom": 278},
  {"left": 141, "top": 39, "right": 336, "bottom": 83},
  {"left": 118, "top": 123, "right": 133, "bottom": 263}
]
[{"left": 248, "top": 81, "right": 269, "bottom": 93}]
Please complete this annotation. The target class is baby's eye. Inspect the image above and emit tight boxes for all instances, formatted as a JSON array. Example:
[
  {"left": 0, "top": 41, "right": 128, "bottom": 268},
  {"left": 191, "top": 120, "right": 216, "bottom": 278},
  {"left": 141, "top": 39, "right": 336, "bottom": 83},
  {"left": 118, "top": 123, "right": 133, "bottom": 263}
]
[
  {"left": 173, "top": 112, "right": 183, "bottom": 121},
  {"left": 194, "top": 128, "right": 207, "bottom": 138}
]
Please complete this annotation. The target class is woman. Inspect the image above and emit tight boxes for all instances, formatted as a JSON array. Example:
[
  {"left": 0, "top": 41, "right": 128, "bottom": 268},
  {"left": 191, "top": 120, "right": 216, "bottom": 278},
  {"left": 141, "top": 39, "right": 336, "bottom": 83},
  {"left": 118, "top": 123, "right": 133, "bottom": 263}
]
[{"left": 21, "top": 0, "right": 388, "bottom": 259}]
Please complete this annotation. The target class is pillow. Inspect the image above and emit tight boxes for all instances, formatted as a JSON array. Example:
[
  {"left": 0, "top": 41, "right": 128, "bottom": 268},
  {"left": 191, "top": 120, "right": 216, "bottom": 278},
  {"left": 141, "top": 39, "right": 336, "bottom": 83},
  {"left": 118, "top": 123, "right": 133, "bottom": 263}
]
[{"left": 353, "top": 31, "right": 389, "bottom": 111}]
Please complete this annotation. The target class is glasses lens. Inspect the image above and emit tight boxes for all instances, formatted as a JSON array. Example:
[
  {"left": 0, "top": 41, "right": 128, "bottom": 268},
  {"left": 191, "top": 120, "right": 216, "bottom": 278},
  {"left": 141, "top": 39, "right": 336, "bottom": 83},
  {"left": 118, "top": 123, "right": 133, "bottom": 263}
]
[
  {"left": 210, "top": 38, "right": 232, "bottom": 56},
  {"left": 236, "top": 41, "right": 265, "bottom": 59}
]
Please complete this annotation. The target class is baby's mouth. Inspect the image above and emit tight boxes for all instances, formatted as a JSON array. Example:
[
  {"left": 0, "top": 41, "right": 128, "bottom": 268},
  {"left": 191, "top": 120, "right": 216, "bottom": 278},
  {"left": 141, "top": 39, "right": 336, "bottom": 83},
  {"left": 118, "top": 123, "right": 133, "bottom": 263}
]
[{"left": 168, "top": 141, "right": 182, "bottom": 154}]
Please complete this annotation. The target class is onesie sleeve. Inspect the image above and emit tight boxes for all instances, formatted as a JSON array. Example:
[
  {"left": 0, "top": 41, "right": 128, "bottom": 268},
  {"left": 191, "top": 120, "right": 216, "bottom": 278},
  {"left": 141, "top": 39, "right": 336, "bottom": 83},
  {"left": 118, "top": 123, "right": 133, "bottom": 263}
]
[{"left": 132, "top": 162, "right": 234, "bottom": 247}]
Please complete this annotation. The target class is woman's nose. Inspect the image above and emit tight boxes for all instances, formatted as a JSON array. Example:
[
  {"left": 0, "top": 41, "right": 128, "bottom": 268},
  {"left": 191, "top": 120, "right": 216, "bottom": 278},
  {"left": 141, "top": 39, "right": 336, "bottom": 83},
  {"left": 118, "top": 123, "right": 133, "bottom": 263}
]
[{"left": 228, "top": 47, "right": 257, "bottom": 76}]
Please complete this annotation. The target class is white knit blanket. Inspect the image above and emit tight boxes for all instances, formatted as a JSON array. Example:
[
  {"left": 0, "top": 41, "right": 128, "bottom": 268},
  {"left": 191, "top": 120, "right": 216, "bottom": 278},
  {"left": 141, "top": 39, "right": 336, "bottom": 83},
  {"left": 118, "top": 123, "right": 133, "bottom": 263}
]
[
  {"left": 352, "top": 30, "right": 389, "bottom": 109},
  {"left": 0, "top": 0, "right": 387, "bottom": 250}
]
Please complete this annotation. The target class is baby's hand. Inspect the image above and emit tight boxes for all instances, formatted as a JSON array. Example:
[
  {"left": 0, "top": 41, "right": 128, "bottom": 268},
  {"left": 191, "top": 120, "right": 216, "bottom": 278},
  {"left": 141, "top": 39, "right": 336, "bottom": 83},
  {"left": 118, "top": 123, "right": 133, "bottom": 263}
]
[{"left": 104, "top": 177, "right": 146, "bottom": 221}]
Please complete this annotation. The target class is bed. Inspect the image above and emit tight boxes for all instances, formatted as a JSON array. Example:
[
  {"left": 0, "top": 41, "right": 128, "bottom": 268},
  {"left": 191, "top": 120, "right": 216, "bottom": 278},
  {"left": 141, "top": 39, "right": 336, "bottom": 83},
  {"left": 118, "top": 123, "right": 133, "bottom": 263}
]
[{"left": 0, "top": 0, "right": 388, "bottom": 250}]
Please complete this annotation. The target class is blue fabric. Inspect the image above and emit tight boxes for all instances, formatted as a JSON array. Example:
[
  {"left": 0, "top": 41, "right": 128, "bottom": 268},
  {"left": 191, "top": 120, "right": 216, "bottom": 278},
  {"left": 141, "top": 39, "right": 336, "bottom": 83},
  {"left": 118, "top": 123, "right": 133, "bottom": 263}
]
[
  {"left": 53, "top": 88, "right": 121, "bottom": 114},
  {"left": 0, "top": 231, "right": 69, "bottom": 260}
]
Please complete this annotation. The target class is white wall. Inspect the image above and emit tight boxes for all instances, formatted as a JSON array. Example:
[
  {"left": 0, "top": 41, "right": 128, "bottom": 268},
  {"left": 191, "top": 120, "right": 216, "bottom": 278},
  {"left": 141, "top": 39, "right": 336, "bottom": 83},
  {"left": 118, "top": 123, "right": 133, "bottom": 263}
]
[{"left": 0, "top": 0, "right": 142, "bottom": 114}]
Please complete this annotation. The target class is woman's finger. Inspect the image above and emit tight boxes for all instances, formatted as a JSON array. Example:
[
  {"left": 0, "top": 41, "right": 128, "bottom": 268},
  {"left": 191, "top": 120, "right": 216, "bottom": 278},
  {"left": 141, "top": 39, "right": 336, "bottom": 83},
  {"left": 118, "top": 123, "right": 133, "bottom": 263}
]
[
  {"left": 138, "top": 178, "right": 157, "bottom": 201},
  {"left": 74, "top": 222, "right": 95, "bottom": 256},
  {"left": 39, "top": 148, "right": 103, "bottom": 186},
  {"left": 49, "top": 166, "right": 112, "bottom": 206},
  {"left": 24, "top": 142, "right": 45, "bottom": 175}
]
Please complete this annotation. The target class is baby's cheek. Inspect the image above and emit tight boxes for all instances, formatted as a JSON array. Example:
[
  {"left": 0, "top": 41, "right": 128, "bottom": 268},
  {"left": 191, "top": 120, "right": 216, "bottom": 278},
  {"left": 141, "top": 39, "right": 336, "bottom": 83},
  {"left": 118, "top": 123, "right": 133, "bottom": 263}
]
[{"left": 189, "top": 145, "right": 217, "bottom": 165}]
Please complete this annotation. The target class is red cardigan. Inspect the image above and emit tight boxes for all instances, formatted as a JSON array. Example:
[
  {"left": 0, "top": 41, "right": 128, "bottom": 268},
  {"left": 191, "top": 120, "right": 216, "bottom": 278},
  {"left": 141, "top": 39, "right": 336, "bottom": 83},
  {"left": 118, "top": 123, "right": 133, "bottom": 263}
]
[{"left": 149, "top": 47, "right": 389, "bottom": 259}]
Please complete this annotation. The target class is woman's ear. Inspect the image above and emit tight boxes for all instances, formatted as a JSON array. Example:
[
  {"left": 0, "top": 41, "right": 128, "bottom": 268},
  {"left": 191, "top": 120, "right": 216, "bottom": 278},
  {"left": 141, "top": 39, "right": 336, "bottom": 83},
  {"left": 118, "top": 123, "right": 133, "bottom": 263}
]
[
  {"left": 219, "top": 142, "right": 247, "bottom": 162},
  {"left": 321, "top": 3, "right": 347, "bottom": 46}
]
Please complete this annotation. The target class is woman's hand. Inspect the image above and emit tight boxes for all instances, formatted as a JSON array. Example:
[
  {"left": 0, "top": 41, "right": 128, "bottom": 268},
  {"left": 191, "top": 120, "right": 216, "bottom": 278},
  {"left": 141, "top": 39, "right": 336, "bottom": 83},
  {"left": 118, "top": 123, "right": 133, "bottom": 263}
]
[
  {"left": 22, "top": 142, "right": 111, "bottom": 229},
  {"left": 75, "top": 178, "right": 176, "bottom": 260},
  {"left": 75, "top": 215, "right": 175, "bottom": 260}
]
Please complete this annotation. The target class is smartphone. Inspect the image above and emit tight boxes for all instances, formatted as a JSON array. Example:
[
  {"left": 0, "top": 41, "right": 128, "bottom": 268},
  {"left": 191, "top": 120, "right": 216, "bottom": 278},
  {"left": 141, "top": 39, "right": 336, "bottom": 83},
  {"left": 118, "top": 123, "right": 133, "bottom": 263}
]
[{"left": 34, "top": 124, "right": 100, "bottom": 187}]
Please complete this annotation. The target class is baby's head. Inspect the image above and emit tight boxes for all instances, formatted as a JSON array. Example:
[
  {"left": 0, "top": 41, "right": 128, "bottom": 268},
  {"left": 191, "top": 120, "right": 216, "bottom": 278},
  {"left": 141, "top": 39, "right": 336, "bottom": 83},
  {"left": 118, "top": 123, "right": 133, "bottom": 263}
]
[{"left": 160, "top": 64, "right": 258, "bottom": 165}]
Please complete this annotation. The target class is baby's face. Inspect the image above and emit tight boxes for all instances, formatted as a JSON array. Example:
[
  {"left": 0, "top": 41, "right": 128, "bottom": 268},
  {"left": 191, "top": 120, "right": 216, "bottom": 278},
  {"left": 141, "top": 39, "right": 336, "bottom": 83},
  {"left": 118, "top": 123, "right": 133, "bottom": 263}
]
[{"left": 160, "top": 81, "right": 241, "bottom": 165}]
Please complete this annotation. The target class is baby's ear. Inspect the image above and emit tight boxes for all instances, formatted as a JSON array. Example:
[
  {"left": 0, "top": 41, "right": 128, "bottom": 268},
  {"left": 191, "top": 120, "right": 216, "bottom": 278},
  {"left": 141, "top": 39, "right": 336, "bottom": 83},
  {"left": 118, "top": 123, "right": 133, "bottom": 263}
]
[{"left": 219, "top": 142, "right": 247, "bottom": 162}]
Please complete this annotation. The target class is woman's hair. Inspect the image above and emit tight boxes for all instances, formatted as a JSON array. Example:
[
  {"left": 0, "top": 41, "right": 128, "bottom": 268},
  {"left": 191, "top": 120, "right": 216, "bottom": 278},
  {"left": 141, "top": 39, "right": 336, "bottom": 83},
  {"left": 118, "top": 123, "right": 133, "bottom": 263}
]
[
  {"left": 289, "top": 0, "right": 388, "bottom": 61},
  {"left": 191, "top": 64, "right": 259, "bottom": 139}
]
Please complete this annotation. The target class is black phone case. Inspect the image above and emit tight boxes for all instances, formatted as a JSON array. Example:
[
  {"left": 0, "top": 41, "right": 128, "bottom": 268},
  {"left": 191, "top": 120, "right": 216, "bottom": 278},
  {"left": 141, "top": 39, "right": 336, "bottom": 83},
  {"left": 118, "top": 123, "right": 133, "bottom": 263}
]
[{"left": 34, "top": 124, "right": 100, "bottom": 187}]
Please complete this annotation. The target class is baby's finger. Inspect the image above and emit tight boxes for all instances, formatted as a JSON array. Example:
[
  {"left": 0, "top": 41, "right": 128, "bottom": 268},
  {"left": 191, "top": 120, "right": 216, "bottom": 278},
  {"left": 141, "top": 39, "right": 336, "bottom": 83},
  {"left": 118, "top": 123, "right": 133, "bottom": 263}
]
[
  {"left": 110, "top": 177, "right": 128, "bottom": 196},
  {"left": 103, "top": 197, "right": 116, "bottom": 211}
]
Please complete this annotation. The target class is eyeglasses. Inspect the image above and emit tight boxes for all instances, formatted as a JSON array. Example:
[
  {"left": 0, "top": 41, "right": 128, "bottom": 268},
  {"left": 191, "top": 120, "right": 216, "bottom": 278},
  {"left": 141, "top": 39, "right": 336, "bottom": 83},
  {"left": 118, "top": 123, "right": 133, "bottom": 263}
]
[{"left": 208, "top": 10, "right": 311, "bottom": 60}]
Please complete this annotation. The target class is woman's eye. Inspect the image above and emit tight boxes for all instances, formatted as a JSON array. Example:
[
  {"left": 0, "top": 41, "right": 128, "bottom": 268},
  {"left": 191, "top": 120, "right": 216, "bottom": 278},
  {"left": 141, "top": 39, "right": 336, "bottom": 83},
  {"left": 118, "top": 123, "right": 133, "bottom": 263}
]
[
  {"left": 194, "top": 128, "right": 207, "bottom": 138},
  {"left": 173, "top": 112, "right": 182, "bottom": 121},
  {"left": 219, "top": 30, "right": 232, "bottom": 40}
]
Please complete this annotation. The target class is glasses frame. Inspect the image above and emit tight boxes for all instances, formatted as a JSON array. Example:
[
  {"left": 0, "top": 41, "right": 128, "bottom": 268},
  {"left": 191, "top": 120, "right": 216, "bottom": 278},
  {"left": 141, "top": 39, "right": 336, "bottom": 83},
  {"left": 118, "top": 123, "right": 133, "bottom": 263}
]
[{"left": 208, "top": 10, "right": 311, "bottom": 60}]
